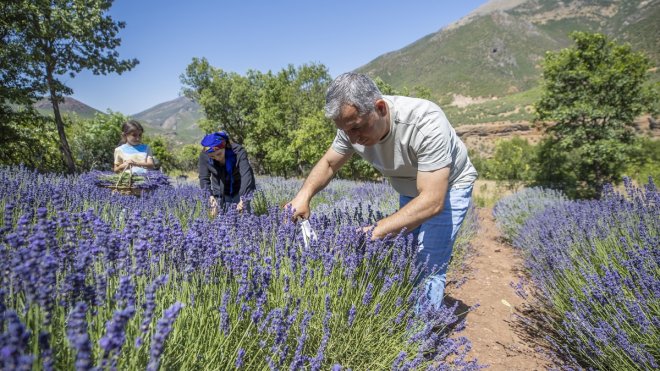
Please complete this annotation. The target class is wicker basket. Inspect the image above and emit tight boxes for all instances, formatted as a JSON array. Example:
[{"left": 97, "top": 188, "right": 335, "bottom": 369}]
[
  {"left": 107, "top": 185, "right": 144, "bottom": 196},
  {"left": 103, "top": 165, "right": 147, "bottom": 197}
]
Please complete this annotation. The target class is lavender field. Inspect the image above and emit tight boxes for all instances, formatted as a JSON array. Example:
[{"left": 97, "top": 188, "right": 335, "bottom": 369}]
[
  {"left": 0, "top": 167, "right": 480, "bottom": 370},
  {"left": 494, "top": 179, "right": 659, "bottom": 370}
]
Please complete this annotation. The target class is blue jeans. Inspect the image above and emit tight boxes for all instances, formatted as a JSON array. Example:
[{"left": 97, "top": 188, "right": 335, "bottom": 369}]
[{"left": 400, "top": 185, "right": 473, "bottom": 309}]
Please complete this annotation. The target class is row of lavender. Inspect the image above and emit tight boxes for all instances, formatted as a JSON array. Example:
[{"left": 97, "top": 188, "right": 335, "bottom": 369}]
[
  {"left": 0, "top": 167, "right": 480, "bottom": 370},
  {"left": 494, "top": 180, "right": 659, "bottom": 370}
]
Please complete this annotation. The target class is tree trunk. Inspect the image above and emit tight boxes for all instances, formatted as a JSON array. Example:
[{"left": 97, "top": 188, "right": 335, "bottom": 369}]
[{"left": 50, "top": 93, "right": 76, "bottom": 173}]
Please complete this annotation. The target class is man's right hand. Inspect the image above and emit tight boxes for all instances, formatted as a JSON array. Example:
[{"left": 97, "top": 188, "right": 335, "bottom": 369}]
[{"left": 285, "top": 195, "right": 310, "bottom": 222}]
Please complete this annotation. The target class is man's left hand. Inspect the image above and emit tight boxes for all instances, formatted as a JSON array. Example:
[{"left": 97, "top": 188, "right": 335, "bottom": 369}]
[{"left": 359, "top": 225, "right": 379, "bottom": 240}]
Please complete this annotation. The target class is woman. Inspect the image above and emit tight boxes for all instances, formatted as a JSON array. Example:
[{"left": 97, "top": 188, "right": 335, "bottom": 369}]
[{"left": 198, "top": 131, "right": 256, "bottom": 215}]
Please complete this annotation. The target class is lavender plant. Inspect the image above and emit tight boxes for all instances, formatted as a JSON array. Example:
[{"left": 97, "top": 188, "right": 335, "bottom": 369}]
[
  {"left": 0, "top": 166, "right": 481, "bottom": 369},
  {"left": 514, "top": 178, "right": 659, "bottom": 369},
  {"left": 493, "top": 187, "right": 567, "bottom": 243}
]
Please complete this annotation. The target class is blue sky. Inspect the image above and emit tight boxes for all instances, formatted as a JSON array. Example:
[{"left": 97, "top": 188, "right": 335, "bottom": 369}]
[{"left": 67, "top": 0, "right": 488, "bottom": 115}]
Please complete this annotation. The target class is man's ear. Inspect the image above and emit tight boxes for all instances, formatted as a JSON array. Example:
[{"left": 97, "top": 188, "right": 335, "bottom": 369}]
[{"left": 375, "top": 99, "right": 387, "bottom": 117}]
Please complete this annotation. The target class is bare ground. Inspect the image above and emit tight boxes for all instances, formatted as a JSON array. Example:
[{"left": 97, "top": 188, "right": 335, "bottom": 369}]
[{"left": 445, "top": 207, "right": 555, "bottom": 370}]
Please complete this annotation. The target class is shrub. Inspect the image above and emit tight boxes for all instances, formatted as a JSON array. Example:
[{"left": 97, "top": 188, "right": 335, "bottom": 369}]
[
  {"left": 0, "top": 166, "right": 481, "bottom": 370},
  {"left": 514, "top": 178, "right": 659, "bottom": 369},
  {"left": 493, "top": 187, "right": 567, "bottom": 243}
]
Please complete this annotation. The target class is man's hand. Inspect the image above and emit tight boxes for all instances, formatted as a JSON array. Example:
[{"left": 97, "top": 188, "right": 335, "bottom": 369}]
[
  {"left": 236, "top": 199, "right": 244, "bottom": 212},
  {"left": 360, "top": 225, "right": 379, "bottom": 240},
  {"left": 285, "top": 195, "right": 310, "bottom": 222}
]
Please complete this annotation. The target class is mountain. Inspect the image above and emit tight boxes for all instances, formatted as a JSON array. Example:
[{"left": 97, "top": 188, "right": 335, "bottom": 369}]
[
  {"left": 131, "top": 96, "right": 205, "bottom": 144},
  {"left": 356, "top": 0, "right": 659, "bottom": 103},
  {"left": 34, "top": 97, "right": 104, "bottom": 119}
]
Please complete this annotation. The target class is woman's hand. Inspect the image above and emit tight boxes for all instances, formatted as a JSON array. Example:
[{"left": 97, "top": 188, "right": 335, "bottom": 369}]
[{"left": 209, "top": 196, "right": 218, "bottom": 218}]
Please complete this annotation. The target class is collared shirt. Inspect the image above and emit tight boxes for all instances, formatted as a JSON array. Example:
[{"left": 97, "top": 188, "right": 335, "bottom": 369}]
[{"left": 331, "top": 95, "right": 477, "bottom": 197}]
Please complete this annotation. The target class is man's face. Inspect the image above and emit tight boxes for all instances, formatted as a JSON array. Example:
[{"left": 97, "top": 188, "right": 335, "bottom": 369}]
[{"left": 334, "top": 101, "right": 389, "bottom": 146}]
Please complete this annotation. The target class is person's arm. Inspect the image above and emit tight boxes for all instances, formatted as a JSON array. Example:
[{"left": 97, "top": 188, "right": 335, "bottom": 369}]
[
  {"left": 368, "top": 166, "right": 450, "bottom": 240},
  {"left": 113, "top": 147, "right": 127, "bottom": 173},
  {"left": 198, "top": 153, "right": 211, "bottom": 193},
  {"left": 286, "top": 148, "right": 351, "bottom": 220},
  {"left": 237, "top": 149, "right": 256, "bottom": 197}
]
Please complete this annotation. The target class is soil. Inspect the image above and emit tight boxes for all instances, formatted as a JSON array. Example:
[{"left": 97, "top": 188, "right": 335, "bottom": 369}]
[{"left": 445, "top": 207, "right": 555, "bottom": 370}]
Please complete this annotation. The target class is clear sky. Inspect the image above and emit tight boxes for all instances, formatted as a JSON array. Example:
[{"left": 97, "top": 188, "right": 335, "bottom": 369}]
[{"left": 67, "top": 0, "right": 489, "bottom": 115}]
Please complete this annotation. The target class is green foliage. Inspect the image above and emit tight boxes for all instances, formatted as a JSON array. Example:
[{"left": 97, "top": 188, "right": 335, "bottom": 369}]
[
  {"left": 625, "top": 137, "right": 660, "bottom": 186},
  {"left": 469, "top": 137, "right": 535, "bottom": 190},
  {"left": 174, "top": 144, "right": 202, "bottom": 173},
  {"left": 534, "top": 32, "right": 659, "bottom": 198},
  {"left": 443, "top": 88, "right": 540, "bottom": 126},
  {"left": 143, "top": 135, "right": 175, "bottom": 173},
  {"left": 337, "top": 158, "right": 381, "bottom": 181},
  {"left": 487, "top": 137, "right": 535, "bottom": 190},
  {"left": 1, "top": 0, "right": 138, "bottom": 172},
  {"left": 0, "top": 113, "right": 65, "bottom": 172},
  {"left": 183, "top": 60, "right": 335, "bottom": 178},
  {"left": 180, "top": 58, "right": 260, "bottom": 143},
  {"left": 68, "top": 112, "right": 125, "bottom": 171}
]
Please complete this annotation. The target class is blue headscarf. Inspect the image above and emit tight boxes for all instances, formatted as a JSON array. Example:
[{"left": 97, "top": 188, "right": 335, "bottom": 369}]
[{"left": 201, "top": 131, "right": 237, "bottom": 194}]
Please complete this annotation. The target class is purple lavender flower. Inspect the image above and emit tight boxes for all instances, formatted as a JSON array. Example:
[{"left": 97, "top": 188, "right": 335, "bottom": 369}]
[
  {"left": 1, "top": 311, "right": 33, "bottom": 371},
  {"left": 147, "top": 302, "right": 184, "bottom": 371},
  {"left": 138, "top": 275, "right": 169, "bottom": 347},
  {"left": 99, "top": 305, "right": 136, "bottom": 368},
  {"left": 66, "top": 302, "right": 93, "bottom": 370},
  {"left": 218, "top": 290, "right": 231, "bottom": 335},
  {"left": 290, "top": 311, "right": 312, "bottom": 370},
  {"left": 235, "top": 348, "right": 245, "bottom": 369},
  {"left": 115, "top": 275, "right": 136, "bottom": 308},
  {"left": 38, "top": 331, "right": 54, "bottom": 371},
  {"left": 347, "top": 305, "right": 356, "bottom": 327},
  {"left": 362, "top": 283, "right": 374, "bottom": 306}
]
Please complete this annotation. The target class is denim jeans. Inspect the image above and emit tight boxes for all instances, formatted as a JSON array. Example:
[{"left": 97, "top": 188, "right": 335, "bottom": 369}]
[{"left": 400, "top": 184, "right": 473, "bottom": 309}]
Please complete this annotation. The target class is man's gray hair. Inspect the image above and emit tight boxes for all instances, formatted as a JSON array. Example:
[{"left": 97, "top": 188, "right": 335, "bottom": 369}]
[{"left": 324, "top": 73, "right": 383, "bottom": 120}]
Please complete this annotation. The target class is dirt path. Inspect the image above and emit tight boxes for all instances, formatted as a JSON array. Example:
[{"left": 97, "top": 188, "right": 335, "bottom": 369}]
[{"left": 446, "top": 207, "right": 553, "bottom": 370}]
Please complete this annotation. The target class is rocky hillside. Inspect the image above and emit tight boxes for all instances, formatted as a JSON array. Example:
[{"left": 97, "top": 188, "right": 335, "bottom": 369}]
[
  {"left": 356, "top": 0, "right": 659, "bottom": 103},
  {"left": 131, "top": 96, "right": 205, "bottom": 144},
  {"left": 34, "top": 97, "right": 103, "bottom": 119}
]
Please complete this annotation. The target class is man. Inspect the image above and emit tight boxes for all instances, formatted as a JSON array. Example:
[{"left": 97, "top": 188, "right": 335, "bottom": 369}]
[
  {"left": 199, "top": 131, "right": 256, "bottom": 216},
  {"left": 287, "top": 73, "right": 477, "bottom": 308}
]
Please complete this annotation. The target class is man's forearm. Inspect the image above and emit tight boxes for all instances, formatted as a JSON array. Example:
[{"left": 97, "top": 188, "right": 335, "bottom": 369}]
[
  {"left": 372, "top": 192, "right": 444, "bottom": 239},
  {"left": 297, "top": 158, "right": 336, "bottom": 201}
]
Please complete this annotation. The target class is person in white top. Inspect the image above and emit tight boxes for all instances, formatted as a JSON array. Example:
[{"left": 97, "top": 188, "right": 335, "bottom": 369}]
[
  {"left": 113, "top": 120, "right": 155, "bottom": 175},
  {"left": 287, "top": 72, "right": 477, "bottom": 310}
]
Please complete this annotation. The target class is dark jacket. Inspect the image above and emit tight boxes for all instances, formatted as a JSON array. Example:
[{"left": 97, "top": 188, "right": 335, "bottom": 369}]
[{"left": 198, "top": 143, "right": 256, "bottom": 205}]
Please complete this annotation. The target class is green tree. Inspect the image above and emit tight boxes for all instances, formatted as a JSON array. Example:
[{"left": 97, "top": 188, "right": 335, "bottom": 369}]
[
  {"left": 144, "top": 135, "right": 175, "bottom": 173},
  {"left": 174, "top": 144, "right": 202, "bottom": 172},
  {"left": 0, "top": 1, "right": 41, "bottom": 154},
  {"left": 625, "top": 137, "right": 660, "bottom": 185},
  {"left": 68, "top": 111, "right": 126, "bottom": 171},
  {"left": 180, "top": 57, "right": 259, "bottom": 143},
  {"left": 2, "top": 0, "right": 138, "bottom": 173},
  {"left": 534, "top": 32, "right": 658, "bottom": 198},
  {"left": 487, "top": 137, "right": 534, "bottom": 190},
  {"left": 249, "top": 63, "right": 331, "bottom": 176}
]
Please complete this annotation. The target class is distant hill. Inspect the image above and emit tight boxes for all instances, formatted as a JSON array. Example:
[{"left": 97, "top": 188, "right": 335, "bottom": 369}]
[
  {"left": 356, "top": 0, "right": 659, "bottom": 106},
  {"left": 34, "top": 97, "right": 104, "bottom": 119},
  {"left": 131, "top": 96, "right": 205, "bottom": 145}
]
